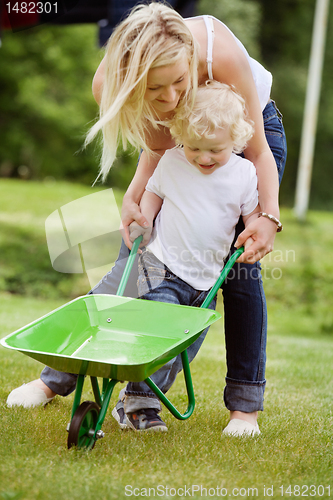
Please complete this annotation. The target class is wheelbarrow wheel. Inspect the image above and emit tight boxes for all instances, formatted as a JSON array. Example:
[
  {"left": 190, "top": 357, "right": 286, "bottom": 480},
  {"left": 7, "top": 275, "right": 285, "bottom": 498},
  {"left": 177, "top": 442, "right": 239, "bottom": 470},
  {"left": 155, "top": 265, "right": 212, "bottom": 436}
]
[{"left": 67, "top": 401, "right": 100, "bottom": 450}]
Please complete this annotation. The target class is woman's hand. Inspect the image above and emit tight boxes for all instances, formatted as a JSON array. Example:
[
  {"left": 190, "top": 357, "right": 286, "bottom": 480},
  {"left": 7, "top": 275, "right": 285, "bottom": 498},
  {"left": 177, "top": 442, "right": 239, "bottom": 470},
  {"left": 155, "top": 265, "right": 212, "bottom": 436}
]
[
  {"left": 120, "top": 196, "right": 149, "bottom": 248},
  {"left": 235, "top": 216, "right": 278, "bottom": 263}
]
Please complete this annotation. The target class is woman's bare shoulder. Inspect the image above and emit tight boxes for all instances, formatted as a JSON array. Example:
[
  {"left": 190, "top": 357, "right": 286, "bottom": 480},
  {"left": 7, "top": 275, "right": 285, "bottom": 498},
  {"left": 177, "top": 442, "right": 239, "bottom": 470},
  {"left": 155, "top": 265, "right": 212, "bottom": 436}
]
[{"left": 185, "top": 16, "right": 246, "bottom": 82}]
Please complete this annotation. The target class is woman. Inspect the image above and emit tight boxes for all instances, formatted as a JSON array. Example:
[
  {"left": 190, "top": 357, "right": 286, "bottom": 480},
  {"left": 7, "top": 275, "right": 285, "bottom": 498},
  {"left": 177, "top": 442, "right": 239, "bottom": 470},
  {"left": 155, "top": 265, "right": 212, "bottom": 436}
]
[{"left": 7, "top": 3, "right": 286, "bottom": 436}]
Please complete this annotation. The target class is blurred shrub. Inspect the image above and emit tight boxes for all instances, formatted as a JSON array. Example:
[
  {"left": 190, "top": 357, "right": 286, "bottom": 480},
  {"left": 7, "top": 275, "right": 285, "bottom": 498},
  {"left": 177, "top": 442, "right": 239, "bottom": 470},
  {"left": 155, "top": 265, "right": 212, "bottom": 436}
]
[{"left": 0, "top": 24, "right": 103, "bottom": 184}]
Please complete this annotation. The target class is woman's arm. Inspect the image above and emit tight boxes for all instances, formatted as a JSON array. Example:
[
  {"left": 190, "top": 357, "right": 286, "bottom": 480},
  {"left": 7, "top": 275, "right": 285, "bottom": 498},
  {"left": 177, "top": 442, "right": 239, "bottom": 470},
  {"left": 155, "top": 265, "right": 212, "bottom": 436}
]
[
  {"left": 121, "top": 150, "right": 161, "bottom": 247},
  {"left": 211, "top": 23, "right": 280, "bottom": 262},
  {"left": 92, "top": 56, "right": 106, "bottom": 105}
]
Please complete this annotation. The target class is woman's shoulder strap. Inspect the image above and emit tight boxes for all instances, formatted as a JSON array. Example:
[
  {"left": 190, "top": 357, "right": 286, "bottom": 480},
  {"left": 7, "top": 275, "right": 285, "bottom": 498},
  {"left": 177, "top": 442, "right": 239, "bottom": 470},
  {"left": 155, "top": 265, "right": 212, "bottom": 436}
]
[{"left": 202, "top": 15, "right": 215, "bottom": 80}]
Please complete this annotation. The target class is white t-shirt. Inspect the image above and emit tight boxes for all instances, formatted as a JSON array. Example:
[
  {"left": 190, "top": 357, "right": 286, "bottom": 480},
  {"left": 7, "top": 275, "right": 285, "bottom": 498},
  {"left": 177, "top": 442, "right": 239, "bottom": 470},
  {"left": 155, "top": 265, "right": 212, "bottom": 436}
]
[{"left": 146, "top": 147, "right": 258, "bottom": 290}]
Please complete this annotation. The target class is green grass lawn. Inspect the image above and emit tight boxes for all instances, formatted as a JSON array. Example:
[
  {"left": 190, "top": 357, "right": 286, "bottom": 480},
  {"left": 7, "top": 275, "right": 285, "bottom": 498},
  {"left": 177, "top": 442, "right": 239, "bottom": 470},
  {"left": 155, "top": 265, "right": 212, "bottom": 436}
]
[{"left": 0, "top": 179, "right": 332, "bottom": 500}]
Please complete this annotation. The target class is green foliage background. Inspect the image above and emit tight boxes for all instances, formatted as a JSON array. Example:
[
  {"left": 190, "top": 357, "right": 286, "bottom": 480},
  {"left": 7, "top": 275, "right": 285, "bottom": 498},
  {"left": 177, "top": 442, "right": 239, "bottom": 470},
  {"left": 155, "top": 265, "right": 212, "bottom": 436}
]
[
  {"left": 1, "top": 0, "right": 333, "bottom": 207},
  {"left": 0, "top": 24, "right": 102, "bottom": 184}
]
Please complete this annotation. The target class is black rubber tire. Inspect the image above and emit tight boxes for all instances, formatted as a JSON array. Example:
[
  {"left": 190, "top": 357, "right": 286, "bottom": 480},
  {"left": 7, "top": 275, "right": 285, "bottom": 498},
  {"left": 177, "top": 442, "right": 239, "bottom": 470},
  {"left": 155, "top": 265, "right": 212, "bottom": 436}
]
[{"left": 67, "top": 401, "right": 100, "bottom": 450}]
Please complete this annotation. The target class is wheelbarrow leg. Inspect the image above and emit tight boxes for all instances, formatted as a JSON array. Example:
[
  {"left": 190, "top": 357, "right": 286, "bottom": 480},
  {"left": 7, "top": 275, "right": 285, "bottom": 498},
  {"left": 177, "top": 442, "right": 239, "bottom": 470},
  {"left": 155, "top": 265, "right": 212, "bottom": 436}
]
[
  {"left": 71, "top": 374, "right": 85, "bottom": 418},
  {"left": 93, "top": 379, "right": 119, "bottom": 439},
  {"left": 144, "top": 349, "right": 195, "bottom": 420},
  {"left": 90, "top": 376, "right": 102, "bottom": 407}
]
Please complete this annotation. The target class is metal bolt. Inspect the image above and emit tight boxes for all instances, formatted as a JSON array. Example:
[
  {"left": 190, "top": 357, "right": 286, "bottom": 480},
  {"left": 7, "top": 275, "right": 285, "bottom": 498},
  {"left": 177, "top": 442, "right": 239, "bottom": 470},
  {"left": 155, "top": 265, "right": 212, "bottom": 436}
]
[
  {"left": 184, "top": 329, "right": 190, "bottom": 334},
  {"left": 95, "top": 430, "right": 105, "bottom": 440},
  {"left": 107, "top": 318, "right": 112, "bottom": 323}
]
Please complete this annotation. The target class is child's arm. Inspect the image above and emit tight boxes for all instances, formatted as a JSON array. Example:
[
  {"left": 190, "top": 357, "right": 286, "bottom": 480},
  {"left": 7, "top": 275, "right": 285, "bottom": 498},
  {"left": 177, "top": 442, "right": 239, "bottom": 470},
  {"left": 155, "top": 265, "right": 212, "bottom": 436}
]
[
  {"left": 238, "top": 204, "right": 261, "bottom": 258},
  {"left": 243, "top": 204, "right": 261, "bottom": 229},
  {"left": 128, "top": 191, "right": 163, "bottom": 249}
]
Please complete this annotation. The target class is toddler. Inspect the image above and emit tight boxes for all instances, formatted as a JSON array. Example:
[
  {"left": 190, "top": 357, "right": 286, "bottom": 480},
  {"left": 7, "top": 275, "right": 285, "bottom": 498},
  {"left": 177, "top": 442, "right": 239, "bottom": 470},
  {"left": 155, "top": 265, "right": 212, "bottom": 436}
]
[{"left": 113, "top": 81, "right": 261, "bottom": 437}]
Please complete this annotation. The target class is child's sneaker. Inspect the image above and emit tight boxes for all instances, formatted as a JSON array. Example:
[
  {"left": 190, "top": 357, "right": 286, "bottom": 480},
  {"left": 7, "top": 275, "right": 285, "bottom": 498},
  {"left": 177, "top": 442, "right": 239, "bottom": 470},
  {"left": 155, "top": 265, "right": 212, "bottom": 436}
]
[
  {"left": 111, "top": 400, "right": 129, "bottom": 429},
  {"left": 127, "top": 408, "right": 168, "bottom": 431}
]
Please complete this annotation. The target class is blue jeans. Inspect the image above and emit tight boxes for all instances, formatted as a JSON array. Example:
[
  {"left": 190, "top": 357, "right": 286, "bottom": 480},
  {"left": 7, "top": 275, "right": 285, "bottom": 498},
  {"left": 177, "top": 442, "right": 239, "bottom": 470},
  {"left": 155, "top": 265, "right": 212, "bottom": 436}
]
[{"left": 40, "top": 99, "right": 287, "bottom": 412}]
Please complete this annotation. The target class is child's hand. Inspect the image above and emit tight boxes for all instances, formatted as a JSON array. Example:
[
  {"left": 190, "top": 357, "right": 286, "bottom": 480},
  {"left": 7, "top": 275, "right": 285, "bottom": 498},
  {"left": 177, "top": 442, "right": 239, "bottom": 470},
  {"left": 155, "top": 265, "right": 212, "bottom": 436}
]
[
  {"left": 236, "top": 236, "right": 255, "bottom": 263},
  {"left": 244, "top": 236, "right": 254, "bottom": 252},
  {"left": 128, "top": 221, "right": 152, "bottom": 249}
]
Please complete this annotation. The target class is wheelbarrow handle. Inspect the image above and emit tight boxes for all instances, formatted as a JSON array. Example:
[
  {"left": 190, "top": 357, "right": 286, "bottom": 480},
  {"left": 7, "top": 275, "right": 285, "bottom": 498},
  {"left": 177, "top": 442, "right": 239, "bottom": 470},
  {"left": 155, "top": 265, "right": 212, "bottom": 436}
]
[
  {"left": 116, "top": 237, "right": 244, "bottom": 303},
  {"left": 116, "top": 235, "right": 143, "bottom": 296},
  {"left": 200, "top": 246, "right": 244, "bottom": 309}
]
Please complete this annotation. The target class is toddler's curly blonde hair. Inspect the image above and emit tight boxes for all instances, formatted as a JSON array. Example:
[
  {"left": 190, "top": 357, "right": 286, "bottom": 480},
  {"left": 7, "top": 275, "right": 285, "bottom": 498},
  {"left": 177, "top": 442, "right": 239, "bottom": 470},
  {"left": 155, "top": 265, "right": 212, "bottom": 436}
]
[{"left": 169, "top": 80, "right": 254, "bottom": 153}]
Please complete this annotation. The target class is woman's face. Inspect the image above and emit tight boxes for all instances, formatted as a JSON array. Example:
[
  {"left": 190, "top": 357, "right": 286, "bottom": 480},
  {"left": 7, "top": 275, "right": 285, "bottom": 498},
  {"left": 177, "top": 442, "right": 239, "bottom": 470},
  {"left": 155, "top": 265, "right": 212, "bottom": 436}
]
[{"left": 145, "top": 58, "right": 190, "bottom": 113}]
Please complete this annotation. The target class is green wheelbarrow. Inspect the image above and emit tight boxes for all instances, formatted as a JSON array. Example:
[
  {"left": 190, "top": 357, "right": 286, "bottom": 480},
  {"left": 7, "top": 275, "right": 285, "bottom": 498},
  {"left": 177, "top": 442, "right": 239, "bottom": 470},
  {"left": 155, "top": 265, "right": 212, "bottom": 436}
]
[{"left": 1, "top": 237, "right": 243, "bottom": 450}]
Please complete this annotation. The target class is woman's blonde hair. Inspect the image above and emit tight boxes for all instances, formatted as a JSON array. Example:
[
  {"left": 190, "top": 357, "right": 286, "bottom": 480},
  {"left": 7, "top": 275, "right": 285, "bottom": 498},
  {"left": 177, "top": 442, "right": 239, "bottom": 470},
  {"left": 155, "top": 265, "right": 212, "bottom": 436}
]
[
  {"left": 86, "top": 2, "right": 198, "bottom": 182},
  {"left": 169, "top": 80, "right": 254, "bottom": 153}
]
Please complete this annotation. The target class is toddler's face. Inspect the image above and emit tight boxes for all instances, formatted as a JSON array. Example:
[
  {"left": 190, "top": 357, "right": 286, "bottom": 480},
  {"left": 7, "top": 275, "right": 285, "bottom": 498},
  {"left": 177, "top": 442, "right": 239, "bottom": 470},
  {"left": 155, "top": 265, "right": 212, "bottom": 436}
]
[{"left": 182, "top": 127, "right": 234, "bottom": 175}]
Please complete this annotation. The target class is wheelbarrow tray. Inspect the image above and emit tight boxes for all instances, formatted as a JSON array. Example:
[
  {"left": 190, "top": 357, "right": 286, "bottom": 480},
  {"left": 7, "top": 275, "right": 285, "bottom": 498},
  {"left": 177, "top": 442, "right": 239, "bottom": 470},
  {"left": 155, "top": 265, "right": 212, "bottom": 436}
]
[{"left": 1, "top": 294, "right": 220, "bottom": 382}]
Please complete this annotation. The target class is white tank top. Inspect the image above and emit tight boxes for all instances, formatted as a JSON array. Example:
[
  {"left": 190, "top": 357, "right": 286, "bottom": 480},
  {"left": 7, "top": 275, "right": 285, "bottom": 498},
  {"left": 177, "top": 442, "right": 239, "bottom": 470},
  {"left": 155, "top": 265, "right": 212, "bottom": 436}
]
[{"left": 187, "top": 15, "right": 272, "bottom": 111}]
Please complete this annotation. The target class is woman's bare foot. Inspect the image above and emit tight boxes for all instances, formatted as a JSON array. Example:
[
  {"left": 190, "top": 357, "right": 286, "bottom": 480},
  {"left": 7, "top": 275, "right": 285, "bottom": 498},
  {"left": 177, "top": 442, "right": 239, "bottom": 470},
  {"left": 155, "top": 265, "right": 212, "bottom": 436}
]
[
  {"left": 6, "top": 379, "right": 57, "bottom": 408},
  {"left": 223, "top": 411, "right": 260, "bottom": 436},
  {"left": 230, "top": 410, "right": 258, "bottom": 426},
  {"left": 27, "top": 379, "right": 57, "bottom": 399}
]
